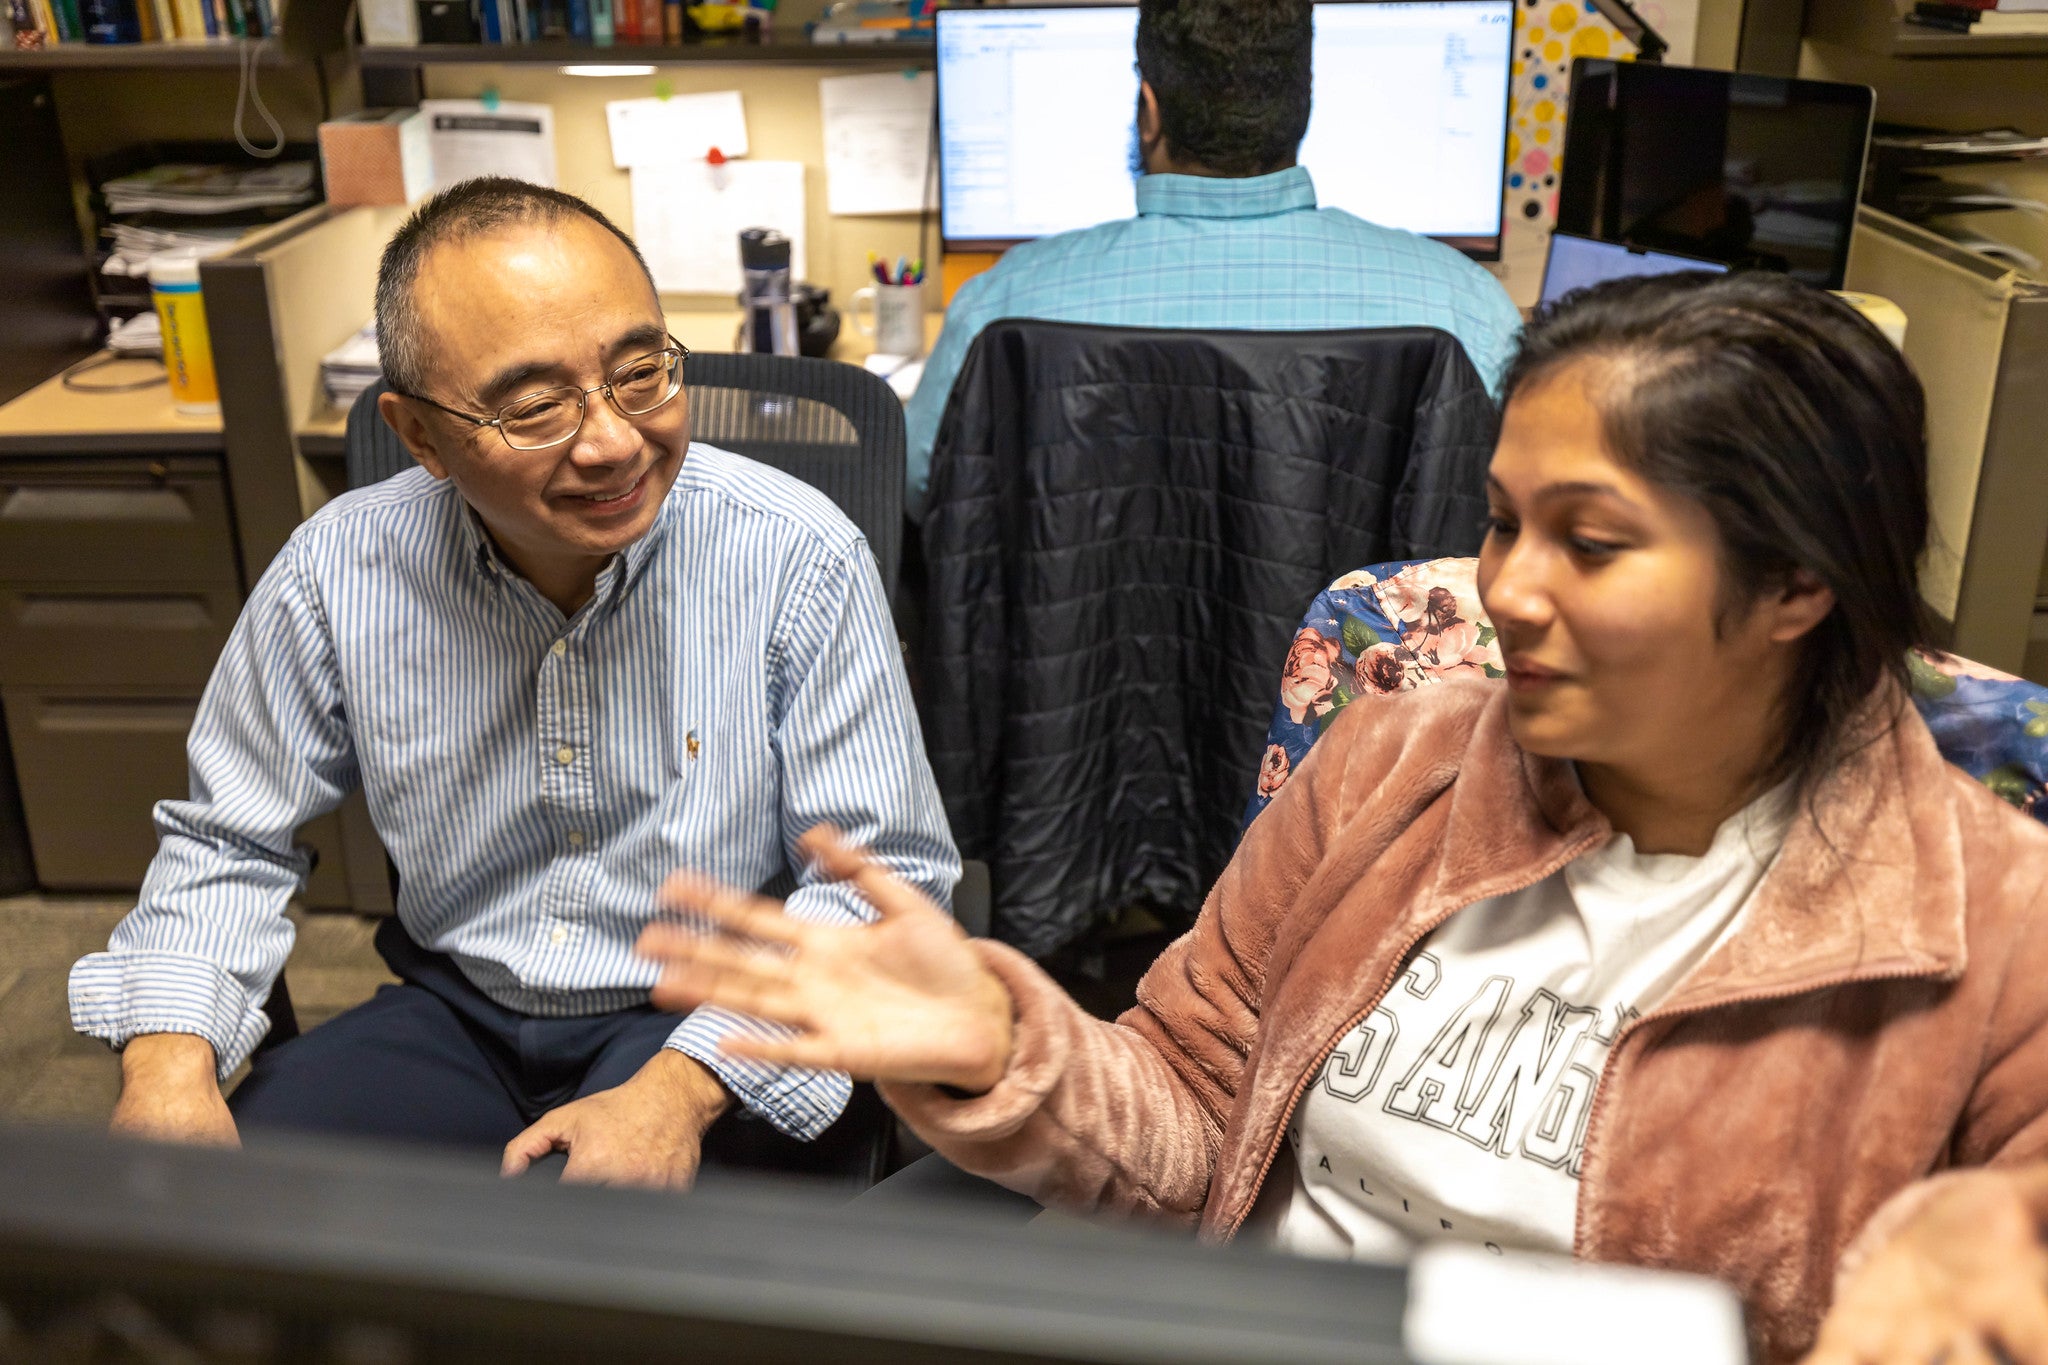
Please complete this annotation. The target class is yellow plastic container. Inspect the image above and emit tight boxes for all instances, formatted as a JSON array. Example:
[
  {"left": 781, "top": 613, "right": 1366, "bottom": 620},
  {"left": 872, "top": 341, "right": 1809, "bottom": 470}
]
[{"left": 149, "top": 252, "right": 220, "bottom": 416}]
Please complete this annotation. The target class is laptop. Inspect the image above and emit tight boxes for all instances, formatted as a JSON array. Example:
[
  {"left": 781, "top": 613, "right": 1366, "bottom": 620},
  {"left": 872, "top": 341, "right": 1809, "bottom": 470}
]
[{"left": 1539, "top": 231, "right": 1731, "bottom": 309}]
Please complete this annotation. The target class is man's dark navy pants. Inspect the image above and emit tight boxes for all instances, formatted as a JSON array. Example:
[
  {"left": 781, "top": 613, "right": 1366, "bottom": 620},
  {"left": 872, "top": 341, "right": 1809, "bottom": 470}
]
[{"left": 228, "top": 919, "right": 879, "bottom": 1181}]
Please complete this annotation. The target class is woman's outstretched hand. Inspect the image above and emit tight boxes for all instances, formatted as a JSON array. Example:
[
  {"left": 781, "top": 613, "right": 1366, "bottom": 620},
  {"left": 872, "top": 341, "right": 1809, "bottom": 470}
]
[
  {"left": 1806, "top": 1169, "right": 2048, "bottom": 1365},
  {"left": 637, "top": 827, "right": 1015, "bottom": 1095}
]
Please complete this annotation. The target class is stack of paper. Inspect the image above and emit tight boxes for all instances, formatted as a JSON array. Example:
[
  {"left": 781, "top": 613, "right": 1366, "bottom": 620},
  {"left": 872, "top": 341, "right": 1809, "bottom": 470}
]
[
  {"left": 101, "top": 224, "right": 246, "bottom": 278},
  {"left": 1872, "top": 128, "right": 2048, "bottom": 158},
  {"left": 107, "top": 312, "right": 163, "bottom": 359},
  {"left": 103, "top": 162, "right": 318, "bottom": 216},
  {"left": 321, "top": 322, "right": 383, "bottom": 410}
]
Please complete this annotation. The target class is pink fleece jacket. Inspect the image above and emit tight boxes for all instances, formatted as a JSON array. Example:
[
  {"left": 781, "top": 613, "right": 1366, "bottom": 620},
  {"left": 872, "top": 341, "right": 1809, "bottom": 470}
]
[{"left": 883, "top": 679, "right": 2048, "bottom": 1363}]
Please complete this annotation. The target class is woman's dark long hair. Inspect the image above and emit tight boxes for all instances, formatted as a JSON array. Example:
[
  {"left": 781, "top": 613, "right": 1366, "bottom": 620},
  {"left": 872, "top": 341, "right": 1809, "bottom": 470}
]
[{"left": 1502, "top": 271, "right": 1935, "bottom": 798}]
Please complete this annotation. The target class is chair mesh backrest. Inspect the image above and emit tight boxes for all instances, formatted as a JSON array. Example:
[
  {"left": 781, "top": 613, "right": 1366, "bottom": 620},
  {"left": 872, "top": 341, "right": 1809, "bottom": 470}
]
[
  {"left": 681, "top": 353, "right": 905, "bottom": 603},
  {"left": 343, "top": 357, "right": 905, "bottom": 602},
  {"left": 344, "top": 379, "right": 412, "bottom": 491}
]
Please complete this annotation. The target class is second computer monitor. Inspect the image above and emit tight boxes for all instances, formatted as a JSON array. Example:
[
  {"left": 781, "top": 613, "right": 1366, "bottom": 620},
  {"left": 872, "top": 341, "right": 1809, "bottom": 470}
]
[{"left": 935, "top": 0, "right": 1516, "bottom": 259}]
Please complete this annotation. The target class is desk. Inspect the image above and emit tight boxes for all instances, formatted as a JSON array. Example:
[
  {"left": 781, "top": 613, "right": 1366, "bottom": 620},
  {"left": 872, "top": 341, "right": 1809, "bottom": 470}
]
[
  {"left": 294, "top": 309, "right": 948, "bottom": 458},
  {"left": 0, "top": 353, "right": 355, "bottom": 903},
  {"left": 0, "top": 356, "right": 218, "bottom": 456}
]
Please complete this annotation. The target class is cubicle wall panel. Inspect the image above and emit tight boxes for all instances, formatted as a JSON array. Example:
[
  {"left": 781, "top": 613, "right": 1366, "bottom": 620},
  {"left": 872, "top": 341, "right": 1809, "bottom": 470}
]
[
  {"left": 0, "top": 582, "right": 239, "bottom": 688},
  {"left": 3, "top": 685, "right": 199, "bottom": 890},
  {"left": 0, "top": 456, "right": 240, "bottom": 587}
]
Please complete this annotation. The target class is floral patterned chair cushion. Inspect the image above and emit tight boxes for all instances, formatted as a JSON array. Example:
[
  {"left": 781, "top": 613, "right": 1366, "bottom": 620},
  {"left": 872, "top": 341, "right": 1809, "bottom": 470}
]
[{"left": 1244, "top": 557, "right": 2048, "bottom": 830}]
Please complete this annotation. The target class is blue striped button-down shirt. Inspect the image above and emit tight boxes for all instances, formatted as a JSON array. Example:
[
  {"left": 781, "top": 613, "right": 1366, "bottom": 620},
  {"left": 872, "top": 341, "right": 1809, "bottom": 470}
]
[
  {"left": 69, "top": 446, "right": 960, "bottom": 1140},
  {"left": 904, "top": 166, "right": 1525, "bottom": 516}
]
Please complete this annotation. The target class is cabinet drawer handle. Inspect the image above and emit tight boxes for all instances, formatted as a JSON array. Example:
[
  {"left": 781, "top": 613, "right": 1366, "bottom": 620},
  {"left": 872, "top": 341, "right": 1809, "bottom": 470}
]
[
  {"left": 16, "top": 595, "right": 217, "bottom": 631},
  {"left": 0, "top": 487, "right": 195, "bottom": 524},
  {"left": 35, "top": 698, "right": 198, "bottom": 733}
]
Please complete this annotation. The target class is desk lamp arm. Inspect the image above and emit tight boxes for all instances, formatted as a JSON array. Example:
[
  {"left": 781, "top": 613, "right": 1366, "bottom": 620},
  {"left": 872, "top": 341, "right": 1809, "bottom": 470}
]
[{"left": 1585, "top": 0, "right": 1668, "bottom": 61}]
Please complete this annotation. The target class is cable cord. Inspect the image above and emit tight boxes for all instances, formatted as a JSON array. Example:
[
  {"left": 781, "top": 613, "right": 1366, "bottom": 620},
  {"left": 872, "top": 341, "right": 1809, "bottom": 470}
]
[
  {"left": 235, "top": 36, "right": 287, "bottom": 159},
  {"left": 61, "top": 353, "right": 167, "bottom": 393}
]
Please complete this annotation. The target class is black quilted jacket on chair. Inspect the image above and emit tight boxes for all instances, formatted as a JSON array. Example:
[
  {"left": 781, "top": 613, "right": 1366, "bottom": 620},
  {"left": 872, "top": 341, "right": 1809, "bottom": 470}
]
[{"left": 919, "top": 320, "right": 1501, "bottom": 959}]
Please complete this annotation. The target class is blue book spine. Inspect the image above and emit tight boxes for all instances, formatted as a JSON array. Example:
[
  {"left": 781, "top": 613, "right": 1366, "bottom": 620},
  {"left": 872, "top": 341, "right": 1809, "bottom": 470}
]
[
  {"left": 478, "top": 0, "right": 499, "bottom": 41},
  {"left": 566, "top": 0, "right": 589, "bottom": 39},
  {"left": 80, "top": 0, "right": 120, "bottom": 39}
]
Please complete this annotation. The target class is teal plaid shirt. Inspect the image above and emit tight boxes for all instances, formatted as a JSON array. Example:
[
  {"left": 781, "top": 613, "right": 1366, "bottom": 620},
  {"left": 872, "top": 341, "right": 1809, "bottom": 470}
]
[{"left": 905, "top": 166, "right": 1524, "bottom": 517}]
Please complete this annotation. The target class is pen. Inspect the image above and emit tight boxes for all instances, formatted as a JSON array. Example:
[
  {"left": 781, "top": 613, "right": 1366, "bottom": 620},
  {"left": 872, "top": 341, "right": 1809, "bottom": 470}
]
[
  {"left": 896, "top": 255, "right": 909, "bottom": 286},
  {"left": 910, "top": 257, "right": 924, "bottom": 285}
]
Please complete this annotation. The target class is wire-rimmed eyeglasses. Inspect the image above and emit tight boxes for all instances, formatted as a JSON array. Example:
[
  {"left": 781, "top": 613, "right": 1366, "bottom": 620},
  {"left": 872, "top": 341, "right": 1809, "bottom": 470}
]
[{"left": 394, "top": 338, "right": 689, "bottom": 452}]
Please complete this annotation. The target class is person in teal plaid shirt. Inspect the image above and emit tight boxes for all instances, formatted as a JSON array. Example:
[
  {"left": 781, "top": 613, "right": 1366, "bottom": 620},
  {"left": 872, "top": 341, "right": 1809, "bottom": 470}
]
[{"left": 904, "top": 0, "right": 1524, "bottom": 520}]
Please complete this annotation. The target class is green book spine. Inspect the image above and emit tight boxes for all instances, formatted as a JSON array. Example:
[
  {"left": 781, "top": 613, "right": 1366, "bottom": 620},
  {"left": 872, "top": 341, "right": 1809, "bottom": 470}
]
[{"left": 52, "top": 0, "right": 83, "bottom": 40}]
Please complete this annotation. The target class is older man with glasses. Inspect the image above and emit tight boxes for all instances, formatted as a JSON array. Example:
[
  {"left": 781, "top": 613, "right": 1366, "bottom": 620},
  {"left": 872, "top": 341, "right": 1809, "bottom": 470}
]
[{"left": 69, "top": 178, "right": 959, "bottom": 1186}]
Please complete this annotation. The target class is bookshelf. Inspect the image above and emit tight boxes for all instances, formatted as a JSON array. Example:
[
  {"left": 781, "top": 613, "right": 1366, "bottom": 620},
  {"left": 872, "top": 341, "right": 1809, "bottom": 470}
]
[
  {"left": 0, "top": 37, "right": 297, "bottom": 68},
  {"left": 1804, "top": 0, "right": 2048, "bottom": 58},
  {"left": 356, "top": 33, "right": 934, "bottom": 65}
]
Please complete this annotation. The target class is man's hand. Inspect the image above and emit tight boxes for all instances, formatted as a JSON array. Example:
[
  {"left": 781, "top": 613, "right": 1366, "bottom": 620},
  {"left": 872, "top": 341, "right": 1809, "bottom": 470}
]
[
  {"left": 501, "top": 1048, "right": 732, "bottom": 1189},
  {"left": 109, "top": 1033, "right": 239, "bottom": 1148},
  {"left": 1807, "top": 1168, "right": 2048, "bottom": 1364}
]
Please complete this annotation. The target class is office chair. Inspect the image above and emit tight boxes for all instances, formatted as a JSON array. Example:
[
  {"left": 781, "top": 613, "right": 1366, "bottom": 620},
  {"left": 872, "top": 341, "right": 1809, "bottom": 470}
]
[
  {"left": 347, "top": 355, "right": 907, "bottom": 600},
  {"left": 346, "top": 370, "right": 980, "bottom": 930},
  {"left": 920, "top": 321, "right": 1500, "bottom": 961},
  {"left": 1246, "top": 556, "right": 2048, "bottom": 834},
  {"left": 680, "top": 352, "right": 905, "bottom": 606},
  {"left": 332, "top": 370, "right": 969, "bottom": 1176}
]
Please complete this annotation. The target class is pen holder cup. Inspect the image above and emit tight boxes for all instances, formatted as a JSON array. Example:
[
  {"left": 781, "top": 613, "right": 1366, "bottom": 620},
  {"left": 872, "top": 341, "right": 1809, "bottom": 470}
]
[{"left": 850, "top": 282, "right": 925, "bottom": 359}]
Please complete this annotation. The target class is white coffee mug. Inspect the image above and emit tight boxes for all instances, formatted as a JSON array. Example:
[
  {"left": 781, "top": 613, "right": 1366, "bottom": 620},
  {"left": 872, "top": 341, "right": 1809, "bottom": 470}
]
[{"left": 850, "top": 282, "right": 926, "bottom": 358}]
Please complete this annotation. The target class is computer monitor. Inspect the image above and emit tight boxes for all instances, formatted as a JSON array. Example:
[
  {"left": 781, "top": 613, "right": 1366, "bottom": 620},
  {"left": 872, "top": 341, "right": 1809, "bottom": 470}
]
[
  {"left": 1538, "top": 230, "right": 1730, "bottom": 308},
  {"left": 0, "top": 1125, "right": 1750, "bottom": 1365},
  {"left": 1554, "top": 59, "right": 1875, "bottom": 289},
  {"left": 935, "top": 0, "right": 1517, "bottom": 259}
]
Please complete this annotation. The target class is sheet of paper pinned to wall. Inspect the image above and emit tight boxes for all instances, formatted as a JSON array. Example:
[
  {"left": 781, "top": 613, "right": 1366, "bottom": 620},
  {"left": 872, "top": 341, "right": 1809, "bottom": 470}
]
[
  {"left": 630, "top": 160, "right": 806, "bottom": 295},
  {"left": 421, "top": 99, "right": 558, "bottom": 191},
  {"left": 819, "top": 71, "right": 936, "bottom": 217},
  {"left": 605, "top": 92, "right": 750, "bottom": 169}
]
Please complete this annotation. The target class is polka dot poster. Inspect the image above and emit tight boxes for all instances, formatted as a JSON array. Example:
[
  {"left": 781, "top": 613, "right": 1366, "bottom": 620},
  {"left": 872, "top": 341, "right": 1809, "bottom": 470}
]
[
  {"left": 1505, "top": 0, "right": 1625, "bottom": 233},
  {"left": 1504, "top": 0, "right": 1693, "bottom": 233}
]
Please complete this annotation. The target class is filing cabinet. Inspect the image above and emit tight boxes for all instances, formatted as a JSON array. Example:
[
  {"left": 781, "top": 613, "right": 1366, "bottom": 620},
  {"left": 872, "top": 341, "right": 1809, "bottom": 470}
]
[{"left": 0, "top": 452, "right": 350, "bottom": 902}]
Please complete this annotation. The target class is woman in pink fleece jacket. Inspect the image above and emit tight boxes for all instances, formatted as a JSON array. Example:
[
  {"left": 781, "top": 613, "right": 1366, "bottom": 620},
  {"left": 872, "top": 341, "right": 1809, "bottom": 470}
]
[{"left": 639, "top": 272, "right": 2048, "bottom": 1365}]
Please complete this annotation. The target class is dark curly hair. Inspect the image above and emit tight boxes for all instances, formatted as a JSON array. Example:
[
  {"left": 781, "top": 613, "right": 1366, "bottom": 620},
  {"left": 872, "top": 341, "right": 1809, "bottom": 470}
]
[
  {"left": 1136, "top": 0, "right": 1313, "bottom": 177},
  {"left": 1504, "top": 270, "right": 1935, "bottom": 798}
]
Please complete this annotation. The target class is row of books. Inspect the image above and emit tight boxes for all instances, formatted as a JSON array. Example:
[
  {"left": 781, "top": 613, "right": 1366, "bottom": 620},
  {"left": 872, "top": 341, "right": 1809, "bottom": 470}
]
[
  {"left": 1907, "top": 0, "right": 2048, "bottom": 31},
  {"left": 365, "top": 0, "right": 767, "bottom": 44},
  {"left": 6, "top": 0, "right": 281, "bottom": 47}
]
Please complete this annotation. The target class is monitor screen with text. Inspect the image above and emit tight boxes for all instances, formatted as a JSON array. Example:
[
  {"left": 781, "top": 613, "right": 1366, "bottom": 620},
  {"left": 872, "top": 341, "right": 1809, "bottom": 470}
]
[{"left": 936, "top": 0, "right": 1516, "bottom": 258}]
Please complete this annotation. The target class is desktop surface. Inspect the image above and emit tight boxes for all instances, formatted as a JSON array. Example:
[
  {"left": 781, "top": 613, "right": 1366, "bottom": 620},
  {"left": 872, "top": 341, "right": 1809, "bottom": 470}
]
[
  {"left": 935, "top": 0, "right": 1515, "bottom": 258},
  {"left": 0, "top": 353, "right": 222, "bottom": 455}
]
